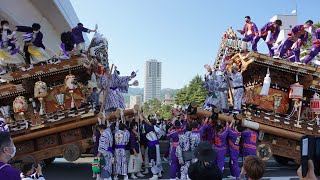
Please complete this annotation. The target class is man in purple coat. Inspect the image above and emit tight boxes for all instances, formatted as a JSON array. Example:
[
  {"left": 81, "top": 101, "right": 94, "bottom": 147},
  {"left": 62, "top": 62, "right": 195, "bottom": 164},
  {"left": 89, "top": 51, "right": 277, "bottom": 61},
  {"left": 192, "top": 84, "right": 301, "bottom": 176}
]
[
  {"left": 304, "top": 27, "right": 320, "bottom": 65},
  {"left": 0, "top": 132, "right": 20, "bottom": 180},
  {"left": 212, "top": 121, "right": 228, "bottom": 173},
  {"left": 228, "top": 123, "right": 242, "bottom": 179},
  {"left": 72, "top": 23, "right": 96, "bottom": 55},
  {"left": 237, "top": 16, "right": 258, "bottom": 43},
  {"left": 252, "top": 20, "right": 282, "bottom": 56},
  {"left": 278, "top": 20, "right": 314, "bottom": 62},
  {"left": 167, "top": 120, "right": 185, "bottom": 180},
  {"left": 241, "top": 128, "right": 257, "bottom": 158}
]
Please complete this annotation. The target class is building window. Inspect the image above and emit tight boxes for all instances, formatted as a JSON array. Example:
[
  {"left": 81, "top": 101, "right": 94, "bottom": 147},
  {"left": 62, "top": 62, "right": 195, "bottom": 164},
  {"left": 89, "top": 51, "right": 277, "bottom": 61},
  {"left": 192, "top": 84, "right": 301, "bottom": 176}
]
[{"left": 289, "top": 25, "right": 292, "bottom": 28}]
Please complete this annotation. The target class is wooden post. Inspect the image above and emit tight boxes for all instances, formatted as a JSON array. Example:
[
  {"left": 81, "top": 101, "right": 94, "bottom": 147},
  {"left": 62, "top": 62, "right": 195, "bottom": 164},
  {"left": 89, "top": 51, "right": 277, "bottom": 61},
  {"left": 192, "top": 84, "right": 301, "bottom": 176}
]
[{"left": 192, "top": 108, "right": 303, "bottom": 141}]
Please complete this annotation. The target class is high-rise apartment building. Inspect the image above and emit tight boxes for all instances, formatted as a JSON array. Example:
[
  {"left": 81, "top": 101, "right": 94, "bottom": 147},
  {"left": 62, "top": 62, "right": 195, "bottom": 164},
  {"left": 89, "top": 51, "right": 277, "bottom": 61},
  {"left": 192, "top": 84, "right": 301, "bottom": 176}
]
[{"left": 144, "top": 59, "right": 162, "bottom": 102}]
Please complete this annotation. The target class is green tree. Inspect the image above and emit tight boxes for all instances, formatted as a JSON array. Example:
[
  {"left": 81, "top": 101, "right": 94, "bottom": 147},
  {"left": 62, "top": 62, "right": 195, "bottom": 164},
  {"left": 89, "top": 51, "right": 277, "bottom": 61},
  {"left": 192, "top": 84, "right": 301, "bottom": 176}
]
[
  {"left": 159, "top": 104, "right": 173, "bottom": 119},
  {"left": 142, "top": 99, "right": 173, "bottom": 119},
  {"left": 174, "top": 75, "right": 208, "bottom": 106},
  {"left": 142, "top": 98, "right": 162, "bottom": 117}
]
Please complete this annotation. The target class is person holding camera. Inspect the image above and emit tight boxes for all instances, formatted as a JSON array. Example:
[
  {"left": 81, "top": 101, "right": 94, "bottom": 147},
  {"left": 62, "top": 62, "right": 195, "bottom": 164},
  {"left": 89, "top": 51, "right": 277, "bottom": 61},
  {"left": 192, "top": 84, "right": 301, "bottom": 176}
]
[{"left": 20, "top": 163, "right": 45, "bottom": 180}]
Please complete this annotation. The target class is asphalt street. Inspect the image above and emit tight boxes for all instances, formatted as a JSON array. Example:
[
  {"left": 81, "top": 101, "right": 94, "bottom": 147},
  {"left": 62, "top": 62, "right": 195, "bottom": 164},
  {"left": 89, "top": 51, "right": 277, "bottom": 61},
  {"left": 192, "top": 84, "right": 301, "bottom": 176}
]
[{"left": 42, "top": 157, "right": 300, "bottom": 180}]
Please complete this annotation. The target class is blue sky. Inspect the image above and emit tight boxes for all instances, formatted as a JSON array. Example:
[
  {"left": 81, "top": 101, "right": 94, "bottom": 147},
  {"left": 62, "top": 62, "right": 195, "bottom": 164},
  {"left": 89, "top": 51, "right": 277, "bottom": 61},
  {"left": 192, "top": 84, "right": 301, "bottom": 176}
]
[{"left": 70, "top": 0, "right": 319, "bottom": 89}]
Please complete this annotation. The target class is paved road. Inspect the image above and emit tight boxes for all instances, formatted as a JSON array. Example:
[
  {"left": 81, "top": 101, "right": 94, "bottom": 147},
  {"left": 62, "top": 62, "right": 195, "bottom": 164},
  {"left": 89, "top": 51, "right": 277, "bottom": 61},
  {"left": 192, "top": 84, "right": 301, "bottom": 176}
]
[{"left": 42, "top": 157, "right": 299, "bottom": 180}]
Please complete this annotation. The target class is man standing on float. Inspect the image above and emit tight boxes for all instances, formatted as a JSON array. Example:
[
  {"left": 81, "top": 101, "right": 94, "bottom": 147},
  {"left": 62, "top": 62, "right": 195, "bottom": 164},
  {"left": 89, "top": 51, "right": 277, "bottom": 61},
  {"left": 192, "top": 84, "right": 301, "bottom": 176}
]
[
  {"left": 237, "top": 16, "right": 258, "bottom": 43},
  {"left": 252, "top": 20, "right": 282, "bottom": 56},
  {"left": 229, "top": 66, "right": 244, "bottom": 114}
]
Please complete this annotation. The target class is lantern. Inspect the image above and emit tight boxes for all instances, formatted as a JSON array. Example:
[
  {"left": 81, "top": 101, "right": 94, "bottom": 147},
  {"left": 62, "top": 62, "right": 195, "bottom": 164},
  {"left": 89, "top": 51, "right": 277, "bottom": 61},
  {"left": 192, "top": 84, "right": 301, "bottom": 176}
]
[
  {"left": 64, "top": 74, "right": 77, "bottom": 109},
  {"left": 97, "top": 64, "right": 105, "bottom": 75},
  {"left": 289, "top": 82, "right": 303, "bottom": 99},
  {"left": 13, "top": 96, "right": 28, "bottom": 119},
  {"left": 310, "top": 93, "right": 320, "bottom": 113},
  {"left": 34, "top": 81, "right": 48, "bottom": 115},
  {"left": 260, "top": 68, "right": 271, "bottom": 96}
]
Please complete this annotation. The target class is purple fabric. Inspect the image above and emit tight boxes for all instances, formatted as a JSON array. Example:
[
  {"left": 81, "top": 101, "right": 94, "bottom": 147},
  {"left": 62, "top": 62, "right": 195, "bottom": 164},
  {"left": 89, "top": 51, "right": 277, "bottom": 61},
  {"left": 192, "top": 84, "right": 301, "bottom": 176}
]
[
  {"left": 305, "top": 45, "right": 320, "bottom": 64},
  {"left": 115, "top": 145, "right": 126, "bottom": 149},
  {"left": 107, "top": 147, "right": 113, "bottom": 153},
  {"left": 228, "top": 128, "right": 241, "bottom": 178},
  {"left": 242, "top": 34, "right": 255, "bottom": 43},
  {"left": 72, "top": 26, "right": 90, "bottom": 44},
  {"left": 252, "top": 35, "right": 274, "bottom": 56},
  {"left": 130, "top": 132, "right": 140, "bottom": 154},
  {"left": 259, "top": 22, "right": 280, "bottom": 42},
  {"left": 16, "top": 26, "right": 45, "bottom": 49},
  {"left": 170, "top": 163, "right": 181, "bottom": 179},
  {"left": 289, "top": 25, "right": 309, "bottom": 43},
  {"left": 213, "top": 127, "right": 228, "bottom": 172},
  {"left": 93, "top": 131, "right": 101, "bottom": 156},
  {"left": 0, "top": 162, "right": 21, "bottom": 180},
  {"left": 167, "top": 129, "right": 184, "bottom": 179},
  {"left": 241, "top": 130, "right": 257, "bottom": 158},
  {"left": 147, "top": 140, "right": 159, "bottom": 147}
]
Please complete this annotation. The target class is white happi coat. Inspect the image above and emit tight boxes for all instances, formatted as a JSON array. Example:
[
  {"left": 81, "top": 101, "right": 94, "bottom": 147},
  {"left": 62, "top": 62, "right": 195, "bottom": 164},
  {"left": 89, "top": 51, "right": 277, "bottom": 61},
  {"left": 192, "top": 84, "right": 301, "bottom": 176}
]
[
  {"left": 230, "top": 72, "right": 244, "bottom": 112},
  {"left": 98, "top": 127, "right": 113, "bottom": 176},
  {"left": 114, "top": 129, "right": 130, "bottom": 175}
]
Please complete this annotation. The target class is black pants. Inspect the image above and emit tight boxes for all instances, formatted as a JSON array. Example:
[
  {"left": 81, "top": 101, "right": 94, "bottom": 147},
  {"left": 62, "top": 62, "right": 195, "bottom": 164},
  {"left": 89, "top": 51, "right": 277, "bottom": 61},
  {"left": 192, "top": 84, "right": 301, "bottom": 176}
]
[{"left": 23, "top": 45, "right": 31, "bottom": 65}]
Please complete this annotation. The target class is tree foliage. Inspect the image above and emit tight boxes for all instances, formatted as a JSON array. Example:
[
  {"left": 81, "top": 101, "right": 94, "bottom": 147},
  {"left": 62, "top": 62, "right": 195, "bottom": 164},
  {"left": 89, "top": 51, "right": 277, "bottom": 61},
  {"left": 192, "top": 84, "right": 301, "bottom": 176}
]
[
  {"left": 174, "top": 75, "right": 208, "bottom": 106},
  {"left": 142, "top": 98, "right": 173, "bottom": 119}
]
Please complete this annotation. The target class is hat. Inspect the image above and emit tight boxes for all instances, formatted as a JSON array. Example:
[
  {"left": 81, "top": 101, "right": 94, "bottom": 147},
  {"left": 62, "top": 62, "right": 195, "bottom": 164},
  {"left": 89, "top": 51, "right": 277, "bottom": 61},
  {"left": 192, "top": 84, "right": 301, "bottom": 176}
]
[{"left": 194, "top": 141, "right": 217, "bottom": 161}]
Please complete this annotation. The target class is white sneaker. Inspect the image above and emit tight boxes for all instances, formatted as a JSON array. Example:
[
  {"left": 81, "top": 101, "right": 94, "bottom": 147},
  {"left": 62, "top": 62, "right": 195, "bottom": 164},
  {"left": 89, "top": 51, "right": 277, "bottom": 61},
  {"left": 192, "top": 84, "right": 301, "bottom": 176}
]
[
  {"left": 20, "top": 66, "right": 27, "bottom": 71},
  {"left": 273, "top": 55, "right": 280, "bottom": 59},
  {"left": 27, "top": 64, "right": 34, "bottom": 71},
  {"left": 123, "top": 175, "right": 129, "bottom": 180},
  {"left": 149, "top": 175, "right": 158, "bottom": 180},
  {"left": 142, "top": 169, "right": 149, "bottom": 175},
  {"left": 137, "top": 172, "right": 145, "bottom": 177},
  {"left": 158, "top": 172, "right": 162, "bottom": 178},
  {"left": 54, "top": 59, "right": 61, "bottom": 64},
  {"left": 131, "top": 174, "right": 138, "bottom": 179},
  {"left": 0, "top": 69, "right": 6, "bottom": 75}
]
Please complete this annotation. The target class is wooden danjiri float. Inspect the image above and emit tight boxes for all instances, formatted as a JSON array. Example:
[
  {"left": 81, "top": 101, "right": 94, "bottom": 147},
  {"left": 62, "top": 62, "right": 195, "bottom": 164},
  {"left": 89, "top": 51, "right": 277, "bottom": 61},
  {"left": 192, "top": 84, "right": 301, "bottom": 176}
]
[
  {"left": 194, "top": 27, "right": 320, "bottom": 165},
  {"left": 0, "top": 32, "right": 138, "bottom": 166}
]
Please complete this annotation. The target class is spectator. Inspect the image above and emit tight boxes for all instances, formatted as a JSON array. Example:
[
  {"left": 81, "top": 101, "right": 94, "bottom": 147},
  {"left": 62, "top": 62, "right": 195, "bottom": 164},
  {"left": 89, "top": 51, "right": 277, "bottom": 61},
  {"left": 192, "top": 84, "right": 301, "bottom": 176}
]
[
  {"left": 0, "top": 132, "right": 20, "bottom": 180},
  {"left": 240, "top": 155, "right": 265, "bottom": 180},
  {"left": 20, "top": 163, "right": 45, "bottom": 180},
  {"left": 297, "top": 160, "right": 318, "bottom": 180},
  {"left": 87, "top": 87, "right": 100, "bottom": 107},
  {"left": 188, "top": 141, "right": 222, "bottom": 180}
]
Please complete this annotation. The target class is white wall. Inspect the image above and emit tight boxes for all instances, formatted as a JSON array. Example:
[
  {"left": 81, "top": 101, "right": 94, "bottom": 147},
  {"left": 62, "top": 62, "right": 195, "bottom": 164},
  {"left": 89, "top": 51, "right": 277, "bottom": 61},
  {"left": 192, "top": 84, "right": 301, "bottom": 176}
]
[
  {"left": 0, "top": 0, "right": 86, "bottom": 53},
  {"left": 270, "top": 15, "right": 298, "bottom": 44}
]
